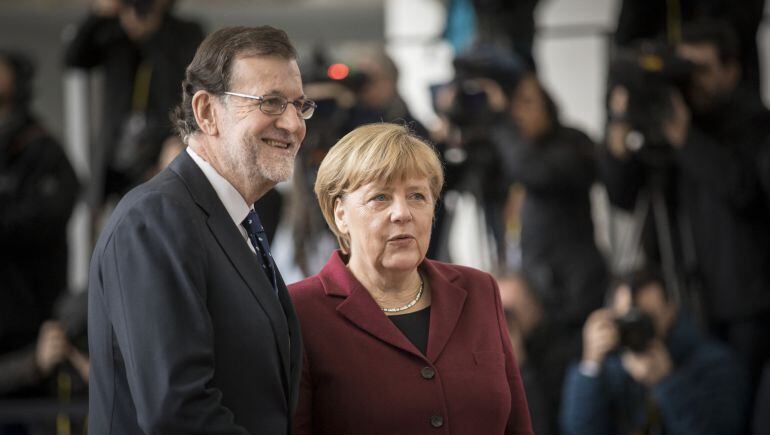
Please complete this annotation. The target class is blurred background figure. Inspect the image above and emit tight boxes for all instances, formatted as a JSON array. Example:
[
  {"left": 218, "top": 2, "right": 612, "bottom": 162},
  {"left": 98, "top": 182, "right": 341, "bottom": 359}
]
[
  {"left": 497, "top": 273, "right": 551, "bottom": 435},
  {"left": 471, "top": 0, "right": 539, "bottom": 68},
  {"left": 561, "top": 270, "right": 750, "bottom": 435},
  {"left": 344, "top": 49, "right": 429, "bottom": 138},
  {"left": 429, "top": 45, "right": 525, "bottom": 269},
  {"left": 443, "top": 0, "right": 539, "bottom": 70},
  {"left": 507, "top": 70, "right": 607, "bottom": 344},
  {"left": 63, "top": 0, "right": 203, "bottom": 207},
  {"left": 0, "top": 292, "right": 89, "bottom": 435},
  {"left": 289, "top": 50, "right": 357, "bottom": 277},
  {"left": 602, "top": 19, "right": 770, "bottom": 397},
  {"left": 614, "top": 0, "right": 766, "bottom": 92},
  {"left": 0, "top": 50, "right": 79, "bottom": 416},
  {"left": 502, "top": 70, "right": 609, "bottom": 430}
]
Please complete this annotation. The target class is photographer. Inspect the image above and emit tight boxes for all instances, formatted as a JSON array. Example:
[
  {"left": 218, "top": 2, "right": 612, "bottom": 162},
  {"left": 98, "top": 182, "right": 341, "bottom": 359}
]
[
  {"left": 290, "top": 51, "right": 357, "bottom": 276},
  {"left": 0, "top": 291, "right": 89, "bottom": 396},
  {"left": 344, "top": 50, "right": 428, "bottom": 139},
  {"left": 0, "top": 292, "right": 89, "bottom": 434},
  {"left": 601, "top": 20, "right": 770, "bottom": 386},
  {"left": 64, "top": 0, "right": 203, "bottom": 202},
  {"left": 0, "top": 51, "right": 79, "bottom": 357},
  {"left": 0, "top": 51, "right": 81, "bottom": 434},
  {"left": 561, "top": 271, "right": 750, "bottom": 435},
  {"left": 506, "top": 71, "right": 607, "bottom": 334},
  {"left": 430, "top": 46, "right": 525, "bottom": 266},
  {"left": 499, "top": 71, "right": 608, "bottom": 431}
]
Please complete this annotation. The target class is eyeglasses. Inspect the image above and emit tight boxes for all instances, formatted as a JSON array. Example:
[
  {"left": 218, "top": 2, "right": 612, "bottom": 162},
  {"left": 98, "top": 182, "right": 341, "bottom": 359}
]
[{"left": 223, "top": 91, "right": 316, "bottom": 120}]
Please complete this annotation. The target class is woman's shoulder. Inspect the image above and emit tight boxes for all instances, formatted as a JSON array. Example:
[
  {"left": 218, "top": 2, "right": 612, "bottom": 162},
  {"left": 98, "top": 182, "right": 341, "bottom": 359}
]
[
  {"left": 287, "top": 275, "right": 334, "bottom": 321},
  {"left": 287, "top": 274, "right": 324, "bottom": 298}
]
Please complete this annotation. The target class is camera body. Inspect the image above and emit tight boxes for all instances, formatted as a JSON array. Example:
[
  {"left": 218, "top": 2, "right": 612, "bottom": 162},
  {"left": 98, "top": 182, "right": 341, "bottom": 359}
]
[
  {"left": 615, "top": 308, "right": 656, "bottom": 353},
  {"left": 608, "top": 42, "right": 695, "bottom": 167},
  {"left": 438, "top": 47, "right": 524, "bottom": 130},
  {"left": 121, "top": 0, "right": 156, "bottom": 17}
]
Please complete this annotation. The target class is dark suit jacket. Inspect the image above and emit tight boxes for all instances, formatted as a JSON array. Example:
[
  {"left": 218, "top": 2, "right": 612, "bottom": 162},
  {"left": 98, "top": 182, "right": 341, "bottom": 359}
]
[
  {"left": 88, "top": 151, "right": 302, "bottom": 434},
  {"left": 289, "top": 251, "right": 533, "bottom": 435}
]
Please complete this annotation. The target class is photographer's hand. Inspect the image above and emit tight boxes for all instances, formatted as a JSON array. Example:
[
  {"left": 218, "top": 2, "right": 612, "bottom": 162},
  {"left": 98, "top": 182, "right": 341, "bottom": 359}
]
[
  {"left": 621, "top": 339, "right": 673, "bottom": 387},
  {"left": 35, "top": 321, "right": 70, "bottom": 376},
  {"left": 68, "top": 348, "right": 91, "bottom": 383},
  {"left": 663, "top": 90, "right": 690, "bottom": 149},
  {"left": 582, "top": 309, "right": 619, "bottom": 365},
  {"left": 606, "top": 86, "right": 632, "bottom": 159}
]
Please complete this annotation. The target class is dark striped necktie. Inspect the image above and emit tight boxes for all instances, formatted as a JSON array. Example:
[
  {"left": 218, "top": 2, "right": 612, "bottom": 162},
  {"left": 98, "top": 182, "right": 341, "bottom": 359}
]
[{"left": 242, "top": 209, "right": 278, "bottom": 295}]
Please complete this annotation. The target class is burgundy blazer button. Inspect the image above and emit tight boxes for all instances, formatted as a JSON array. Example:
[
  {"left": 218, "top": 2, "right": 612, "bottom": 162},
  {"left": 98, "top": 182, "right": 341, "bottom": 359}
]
[
  {"left": 430, "top": 415, "right": 444, "bottom": 428},
  {"left": 421, "top": 366, "right": 436, "bottom": 379}
]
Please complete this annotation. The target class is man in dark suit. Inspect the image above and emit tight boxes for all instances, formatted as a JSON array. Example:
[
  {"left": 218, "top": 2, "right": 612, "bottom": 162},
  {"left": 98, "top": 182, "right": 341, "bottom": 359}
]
[{"left": 88, "top": 26, "right": 313, "bottom": 434}]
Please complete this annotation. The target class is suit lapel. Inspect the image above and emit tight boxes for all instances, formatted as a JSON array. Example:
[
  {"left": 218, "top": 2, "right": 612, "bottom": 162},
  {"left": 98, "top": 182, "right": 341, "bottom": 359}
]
[
  {"left": 421, "top": 260, "right": 467, "bottom": 363},
  {"left": 169, "top": 152, "right": 292, "bottom": 387},
  {"left": 337, "top": 287, "right": 424, "bottom": 358},
  {"left": 275, "top": 269, "right": 303, "bottom": 401},
  {"left": 321, "top": 251, "right": 467, "bottom": 361},
  {"left": 205, "top": 210, "right": 292, "bottom": 379},
  {"left": 321, "top": 252, "right": 423, "bottom": 358}
]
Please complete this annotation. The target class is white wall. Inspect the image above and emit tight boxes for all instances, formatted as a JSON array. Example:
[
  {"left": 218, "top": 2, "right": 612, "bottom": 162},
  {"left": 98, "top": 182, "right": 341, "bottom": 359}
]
[
  {"left": 385, "top": 0, "right": 455, "bottom": 130},
  {"left": 534, "top": 0, "right": 617, "bottom": 140}
]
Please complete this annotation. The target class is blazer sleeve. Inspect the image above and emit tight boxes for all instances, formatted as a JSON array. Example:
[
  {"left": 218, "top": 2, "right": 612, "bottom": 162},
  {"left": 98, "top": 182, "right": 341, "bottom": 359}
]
[
  {"left": 559, "top": 364, "right": 614, "bottom": 435},
  {"left": 489, "top": 275, "right": 534, "bottom": 435},
  {"left": 293, "top": 347, "right": 313, "bottom": 435},
  {"left": 98, "top": 193, "right": 249, "bottom": 434}
]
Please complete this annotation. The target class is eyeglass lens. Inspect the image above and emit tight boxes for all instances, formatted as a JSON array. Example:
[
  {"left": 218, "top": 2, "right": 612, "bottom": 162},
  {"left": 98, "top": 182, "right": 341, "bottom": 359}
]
[{"left": 261, "top": 96, "right": 315, "bottom": 119}]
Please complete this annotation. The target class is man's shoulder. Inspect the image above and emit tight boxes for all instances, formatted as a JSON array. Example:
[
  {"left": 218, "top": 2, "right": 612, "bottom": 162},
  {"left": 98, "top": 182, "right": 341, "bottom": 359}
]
[
  {"left": 98, "top": 170, "right": 200, "bottom": 244},
  {"left": 121, "top": 169, "right": 193, "bottom": 211},
  {"left": 690, "top": 337, "right": 744, "bottom": 370}
]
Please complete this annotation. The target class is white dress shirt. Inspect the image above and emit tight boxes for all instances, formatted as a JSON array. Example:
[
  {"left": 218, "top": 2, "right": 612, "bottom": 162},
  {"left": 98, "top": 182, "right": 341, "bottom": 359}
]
[{"left": 186, "top": 147, "right": 256, "bottom": 254}]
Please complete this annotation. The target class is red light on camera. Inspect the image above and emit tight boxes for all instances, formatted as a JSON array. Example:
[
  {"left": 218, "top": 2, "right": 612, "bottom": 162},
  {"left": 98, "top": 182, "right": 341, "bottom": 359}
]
[{"left": 327, "top": 63, "right": 350, "bottom": 80}]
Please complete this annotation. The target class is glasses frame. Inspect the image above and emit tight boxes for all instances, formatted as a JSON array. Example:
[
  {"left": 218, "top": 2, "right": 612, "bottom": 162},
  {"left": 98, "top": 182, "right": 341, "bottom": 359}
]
[{"left": 223, "top": 91, "right": 317, "bottom": 120}]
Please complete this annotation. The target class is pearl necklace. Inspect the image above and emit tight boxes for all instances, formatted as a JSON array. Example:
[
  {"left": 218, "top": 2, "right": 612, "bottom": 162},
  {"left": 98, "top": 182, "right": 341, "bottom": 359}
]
[{"left": 380, "top": 276, "right": 424, "bottom": 313}]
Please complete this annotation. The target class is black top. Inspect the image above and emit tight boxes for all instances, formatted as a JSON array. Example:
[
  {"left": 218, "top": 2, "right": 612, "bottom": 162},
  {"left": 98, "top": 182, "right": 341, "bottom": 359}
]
[
  {"left": 388, "top": 307, "right": 431, "bottom": 355},
  {"left": 1, "top": 112, "right": 79, "bottom": 358}
]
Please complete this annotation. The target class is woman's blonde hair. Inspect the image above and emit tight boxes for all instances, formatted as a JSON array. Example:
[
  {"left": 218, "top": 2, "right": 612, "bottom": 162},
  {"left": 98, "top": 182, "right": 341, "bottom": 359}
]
[{"left": 314, "top": 123, "right": 444, "bottom": 253}]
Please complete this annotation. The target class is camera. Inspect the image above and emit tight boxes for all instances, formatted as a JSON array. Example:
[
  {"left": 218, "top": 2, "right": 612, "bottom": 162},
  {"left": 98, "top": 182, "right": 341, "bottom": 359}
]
[
  {"left": 615, "top": 308, "right": 656, "bottom": 353},
  {"left": 442, "top": 79, "right": 495, "bottom": 129},
  {"left": 608, "top": 42, "right": 695, "bottom": 166},
  {"left": 437, "top": 46, "right": 524, "bottom": 130},
  {"left": 122, "top": 0, "right": 155, "bottom": 17}
]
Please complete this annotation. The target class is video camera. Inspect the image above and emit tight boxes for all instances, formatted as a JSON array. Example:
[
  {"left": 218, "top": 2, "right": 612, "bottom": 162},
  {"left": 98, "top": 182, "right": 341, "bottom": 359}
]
[
  {"left": 436, "top": 46, "right": 525, "bottom": 130},
  {"left": 608, "top": 42, "right": 695, "bottom": 166}
]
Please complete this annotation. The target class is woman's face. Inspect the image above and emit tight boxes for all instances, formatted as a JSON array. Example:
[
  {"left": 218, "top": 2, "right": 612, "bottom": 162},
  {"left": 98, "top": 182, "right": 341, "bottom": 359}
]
[
  {"left": 511, "top": 75, "right": 550, "bottom": 140},
  {"left": 334, "top": 176, "right": 435, "bottom": 275}
]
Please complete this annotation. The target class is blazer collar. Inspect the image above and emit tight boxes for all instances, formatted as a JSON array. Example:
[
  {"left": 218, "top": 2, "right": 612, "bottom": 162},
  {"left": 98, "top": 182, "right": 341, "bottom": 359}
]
[
  {"left": 168, "top": 151, "right": 293, "bottom": 387},
  {"left": 318, "top": 250, "right": 467, "bottom": 363}
]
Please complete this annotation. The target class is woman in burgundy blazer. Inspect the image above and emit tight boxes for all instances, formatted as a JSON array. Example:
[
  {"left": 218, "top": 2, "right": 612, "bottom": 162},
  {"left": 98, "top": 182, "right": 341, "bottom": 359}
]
[{"left": 289, "top": 123, "right": 533, "bottom": 434}]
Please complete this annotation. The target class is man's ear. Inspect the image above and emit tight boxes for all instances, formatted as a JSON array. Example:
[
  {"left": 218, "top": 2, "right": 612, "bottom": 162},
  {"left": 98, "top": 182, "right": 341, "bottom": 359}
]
[
  {"left": 333, "top": 197, "right": 348, "bottom": 235},
  {"left": 191, "top": 90, "right": 220, "bottom": 136}
]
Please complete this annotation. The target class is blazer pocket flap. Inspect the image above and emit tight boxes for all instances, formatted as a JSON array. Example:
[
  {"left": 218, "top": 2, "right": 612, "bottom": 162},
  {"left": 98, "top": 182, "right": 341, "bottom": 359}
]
[{"left": 473, "top": 351, "right": 505, "bottom": 367}]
